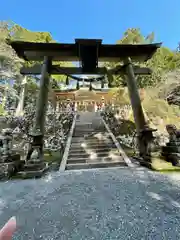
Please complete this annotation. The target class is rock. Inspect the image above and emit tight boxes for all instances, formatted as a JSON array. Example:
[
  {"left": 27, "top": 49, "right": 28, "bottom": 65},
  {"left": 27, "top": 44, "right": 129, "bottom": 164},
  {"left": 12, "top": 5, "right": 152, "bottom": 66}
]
[{"left": 161, "top": 124, "right": 180, "bottom": 166}]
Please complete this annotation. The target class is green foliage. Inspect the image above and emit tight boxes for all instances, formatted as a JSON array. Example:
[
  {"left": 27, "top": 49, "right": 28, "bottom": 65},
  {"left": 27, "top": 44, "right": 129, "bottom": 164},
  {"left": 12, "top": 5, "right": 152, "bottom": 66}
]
[
  {"left": 104, "top": 28, "right": 180, "bottom": 88},
  {"left": 2, "top": 23, "right": 180, "bottom": 89},
  {"left": 1, "top": 21, "right": 74, "bottom": 84},
  {"left": 0, "top": 105, "right": 5, "bottom": 115},
  {"left": 9, "top": 23, "right": 74, "bottom": 83},
  {"left": 142, "top": 98, "right": 180, "bottom": 129},
  {"left": 6, "top": 22, "right": 53, "bottom": 43},
  {"left": 0, "top": 21, "right": 23, "bottom": 80},
  {"left": 51, "top": 78, "right": 59, "bottom": 89},
  {"left": 116, "top": 28, "right": 149, "bottom": 45},
  {"left": 137, "top": 47, "right": 180, "bottom": 88},
  {"left": 143, "top": 98, "right": 174, "bottom": 118},
  {"left": 109, "top": 87, "right": 130, "bottom": 105},
  {"left": 1, "top": 22, "right": 180, "bottom": 121},
  {"left": 0, "top": 20, "right": 77, "bottom": 112}
]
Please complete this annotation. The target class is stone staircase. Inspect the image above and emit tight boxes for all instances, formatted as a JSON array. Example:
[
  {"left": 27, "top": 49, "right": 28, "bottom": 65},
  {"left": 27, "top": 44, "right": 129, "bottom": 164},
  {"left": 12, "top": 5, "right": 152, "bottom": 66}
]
[{"left": 65, "top": 112, "right": 127, "bottom": 170}]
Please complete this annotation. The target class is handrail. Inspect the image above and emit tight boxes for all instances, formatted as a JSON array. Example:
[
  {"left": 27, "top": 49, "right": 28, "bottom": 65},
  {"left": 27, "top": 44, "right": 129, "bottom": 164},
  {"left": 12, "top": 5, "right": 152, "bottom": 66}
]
[
  {"left": 59, "top": 114, "right": 77, "bottom": 171},
  {"left": 101, "top": 117, "right": 135, "bottom": 167}
]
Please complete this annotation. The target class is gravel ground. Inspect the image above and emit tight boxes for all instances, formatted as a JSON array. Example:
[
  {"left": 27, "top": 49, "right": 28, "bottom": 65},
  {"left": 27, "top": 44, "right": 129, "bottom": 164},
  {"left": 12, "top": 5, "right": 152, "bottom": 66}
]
[{"left": 0, "top": 168, "right": 180, "bottom": 239}]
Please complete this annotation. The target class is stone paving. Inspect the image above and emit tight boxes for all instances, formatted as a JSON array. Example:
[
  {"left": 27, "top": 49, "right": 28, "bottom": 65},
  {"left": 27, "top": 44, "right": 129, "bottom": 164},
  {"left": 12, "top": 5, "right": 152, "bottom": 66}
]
[{"left": 0, "top": 168, "right": 180, "bottom": 239}]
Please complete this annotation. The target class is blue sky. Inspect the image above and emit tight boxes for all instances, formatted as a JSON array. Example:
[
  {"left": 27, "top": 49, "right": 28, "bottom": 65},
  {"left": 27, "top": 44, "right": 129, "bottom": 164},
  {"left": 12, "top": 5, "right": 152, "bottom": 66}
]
[{"left": 1, "top": 0, "right": 180, "bottom": 49}]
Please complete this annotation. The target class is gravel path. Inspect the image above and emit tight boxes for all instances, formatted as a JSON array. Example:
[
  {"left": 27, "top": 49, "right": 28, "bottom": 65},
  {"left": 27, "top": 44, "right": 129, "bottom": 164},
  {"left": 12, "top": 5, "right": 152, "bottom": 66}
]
[{"left": 0, "top": 168, "right": 180, "bottom": 239}]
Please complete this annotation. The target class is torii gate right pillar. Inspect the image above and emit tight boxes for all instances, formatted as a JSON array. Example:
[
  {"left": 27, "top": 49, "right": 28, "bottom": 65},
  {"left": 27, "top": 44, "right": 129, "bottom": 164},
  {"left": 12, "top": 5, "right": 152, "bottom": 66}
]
[{"left": 124, "top": 57, "right": 155, "bottom": 162}]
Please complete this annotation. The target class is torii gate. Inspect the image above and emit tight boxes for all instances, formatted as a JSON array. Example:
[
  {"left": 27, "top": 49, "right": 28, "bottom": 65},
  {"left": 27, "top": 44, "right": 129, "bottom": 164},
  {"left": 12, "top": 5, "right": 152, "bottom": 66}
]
[{"left": 8, "top": 38, "right": 161, "bottom": 162}]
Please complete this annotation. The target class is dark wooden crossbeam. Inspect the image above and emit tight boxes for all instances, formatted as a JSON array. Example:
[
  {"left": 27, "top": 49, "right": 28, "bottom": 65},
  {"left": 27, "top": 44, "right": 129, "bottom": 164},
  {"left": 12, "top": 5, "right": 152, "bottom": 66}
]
[
  {"left": 110, "top": 64, "right": 152, "bottom": 75},
  {"left": 20, "top": 65, "right": 152, "bottom": 76},
  {"left": 7, "top": 39, "right": 162, "bottom": 62}
]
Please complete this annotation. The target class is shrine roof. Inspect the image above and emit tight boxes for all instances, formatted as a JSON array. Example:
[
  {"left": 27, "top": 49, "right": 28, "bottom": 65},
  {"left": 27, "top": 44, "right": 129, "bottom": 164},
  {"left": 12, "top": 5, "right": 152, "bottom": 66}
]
[{"left": 7, "top": 39, "right": 162, "bottom": 62}]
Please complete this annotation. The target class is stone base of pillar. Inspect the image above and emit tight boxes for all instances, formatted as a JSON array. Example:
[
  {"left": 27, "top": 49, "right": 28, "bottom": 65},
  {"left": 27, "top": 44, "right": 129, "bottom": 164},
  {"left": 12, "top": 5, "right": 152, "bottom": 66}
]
[
  {"left": 137, "top": 127, "right": 157, "bottom": 163},
  {"left": 16, "top": 163, "right": 49, "bottom": 179},
  {"left": 0, "top": 153, "right": 22, "bottom": 179}
]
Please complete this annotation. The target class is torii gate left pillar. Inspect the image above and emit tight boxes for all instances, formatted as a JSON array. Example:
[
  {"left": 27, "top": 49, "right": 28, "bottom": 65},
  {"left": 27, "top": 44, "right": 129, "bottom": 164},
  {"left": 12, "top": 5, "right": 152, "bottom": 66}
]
[
  {"left": 34, "top": 56, "right": 51, "bottom": 133},
  {"left": 26, "top": 56, "right": 52, "bottom": 161}
]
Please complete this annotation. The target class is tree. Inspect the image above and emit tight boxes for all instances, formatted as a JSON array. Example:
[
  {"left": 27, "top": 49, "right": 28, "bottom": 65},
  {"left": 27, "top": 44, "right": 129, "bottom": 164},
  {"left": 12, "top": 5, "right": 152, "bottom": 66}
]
[
  {"left": 117, "top": 28, "right": 148, "bottom": 45},
  {"left": 0, "top": 20, "right": 76, "bottom": 111},
  {"left": 104, "top": 28, "right": 180, "bottom": 88},
  {"left": 1, "top": 21, "right": 74, "bottom": 86},
  {"left": 8, "top": 22, "right": 74, "bottom": 83},
  {"left": 0, "top": 21, "right": 23, "bottom": 81}
]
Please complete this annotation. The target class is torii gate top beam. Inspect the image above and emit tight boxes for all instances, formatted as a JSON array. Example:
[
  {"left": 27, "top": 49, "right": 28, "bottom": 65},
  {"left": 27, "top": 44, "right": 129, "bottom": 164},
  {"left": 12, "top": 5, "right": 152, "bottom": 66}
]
[{"left": 7, "top": 38, "right": 161, "bottom": 62}]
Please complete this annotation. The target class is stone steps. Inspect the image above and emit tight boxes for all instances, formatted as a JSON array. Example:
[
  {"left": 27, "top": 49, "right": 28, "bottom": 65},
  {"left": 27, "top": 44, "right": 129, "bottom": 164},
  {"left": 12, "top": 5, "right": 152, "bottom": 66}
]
[
  {"left": 71, "top": 133, "right": 106, "bottom": 138},
  {"left": 73, "top": 131, "right": 101, "bottom": 133},
  {"left": 70, "top": 142, "right": 113, "bottom": 147},
  {"left": 70, "top": 138, "right": 114, "bottom": 144},
  {"left": 62, "top": 113, "right": 127, "bottom": 171},
  {"left": 68, "top": 151, "right": 119, "bottom": 159},
  {"left": 65, "top": 161, "right": 126, "bottom": 170},
  {"left": 70, "top": 142, "right": 115, "bottom": 147},
  {"left": 71, "top": 136, "right": 112, "bottom": 141},
  {"left": 68, "top": 148, "right": 114, "bottom": 155},
  {"left": 67, "top": 156, "right": 122, "bottom": 164},
  {"left": 67, "top": 158, "right": 87, "bottom": 164}
]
